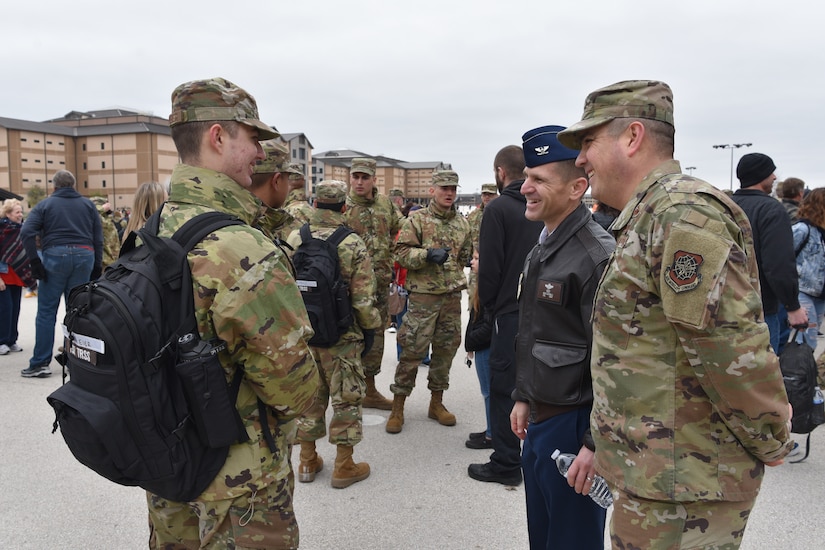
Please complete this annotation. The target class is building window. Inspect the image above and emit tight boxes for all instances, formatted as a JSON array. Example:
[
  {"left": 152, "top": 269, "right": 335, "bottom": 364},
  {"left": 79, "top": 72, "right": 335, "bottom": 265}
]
[
  {"left": 102, "top": 161, "right": 106, "bottom": 169},
  {"left": 34, "top": 139, "right": 40, "bottom": 143},
  {"left": 35, "top": 159, "right": 41, "bottom": 163},
  {"left": 21, "top": 158, "right": 27, "bottom": 162},
  {"left": 59, "top": 142, "right": 64, "bottom": 146},
  {"left": 292, "top": 150, "right": 297, "bottom": 159},
  {"left": 83, "top": 162, "right": 87, "bottom": 169},
  {"left": 47, "top": 140, "right": 52, "bottom": 145},
  {"left": 47, "top": 160, "right": 53, "bottom": 164},
  {"left": 84, "top": 181, "right": 88, "bottom": 188},
  {"left": 20, "top": 138, "right": 27, "bottom": 142},
  {"left": 299, "top": 148, "right": 306, "bottom": 160},
  {"left": 82, "top": 144, "right": 86, "bottom": 151},
  {"left": 101, "top": 142, "right": 105, "bottom": 150},
  {"left": 102, "top": 180, "right": 106, "bottom": 188},
  {"left": 36, "top": 179, "right": 42, "bottom": 183},
  {"left": 22, "top": 178, "right": 29, "bottom": 183},
  {"left": 59, "top": 161, "right": 65, "bottom": 165}
]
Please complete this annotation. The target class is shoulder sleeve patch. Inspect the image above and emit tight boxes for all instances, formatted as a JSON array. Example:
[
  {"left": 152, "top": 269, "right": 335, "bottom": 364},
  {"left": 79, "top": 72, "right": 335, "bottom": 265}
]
[{"left": 661, "top": 221, "right": 731, "bottom": 329}]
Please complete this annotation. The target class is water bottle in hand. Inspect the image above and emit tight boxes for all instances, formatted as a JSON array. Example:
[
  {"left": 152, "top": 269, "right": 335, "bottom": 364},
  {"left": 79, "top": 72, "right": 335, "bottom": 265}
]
[{"left": 551, "top": 449, "right": 613, "bottom": 509}]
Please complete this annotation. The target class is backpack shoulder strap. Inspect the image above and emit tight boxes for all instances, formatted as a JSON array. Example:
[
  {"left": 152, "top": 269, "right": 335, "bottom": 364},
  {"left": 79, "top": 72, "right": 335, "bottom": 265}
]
[
  {"left": 794, "top": 221, "right": 812, "bottom": 257},
  {"left": 299, "top": 223, "right": 312, "bottom": 244},
  {"left": 326, "top": 225, "right": 354, "bottom": 247},
  {"left": 172, "top": 211, "right": 245, "bottom": 252}
]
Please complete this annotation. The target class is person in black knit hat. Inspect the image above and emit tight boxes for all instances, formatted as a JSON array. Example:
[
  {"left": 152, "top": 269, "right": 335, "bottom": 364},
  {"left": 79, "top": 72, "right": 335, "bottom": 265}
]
[{"left": 732, "top": 153, "right": 808, "bottom": 353}]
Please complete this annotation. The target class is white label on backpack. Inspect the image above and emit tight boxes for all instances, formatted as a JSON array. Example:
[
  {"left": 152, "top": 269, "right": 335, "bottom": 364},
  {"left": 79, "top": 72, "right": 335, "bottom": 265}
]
[
  {"left": 296, "top": 280, "right": 318, "bottom": 291},
  {"left": 62, "top": 325, "right": 106, "bottom": 354}
]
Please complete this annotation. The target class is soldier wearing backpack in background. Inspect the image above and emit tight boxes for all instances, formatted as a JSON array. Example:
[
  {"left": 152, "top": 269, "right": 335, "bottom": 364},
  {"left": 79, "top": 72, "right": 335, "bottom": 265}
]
[
  {"left": 287, "top": 179, "right": 382, "bottom": 489},
  {"left": 148, "top": 77, "right": 320, "bottom": 549}
]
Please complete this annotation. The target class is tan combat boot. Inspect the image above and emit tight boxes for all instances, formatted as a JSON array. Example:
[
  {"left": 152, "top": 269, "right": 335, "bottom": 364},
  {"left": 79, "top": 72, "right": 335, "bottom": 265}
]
[
  {"left": 331, "top": 445, "right": 370, "bottom": 489},
  {"left": 385, "top": 394, "right": 406, "bottom": 434},
  {"left": 362, "top": 376, "right": 393, "bottom": 410},
  {"left": 298, "top": 441, "right": 324, "bottom": 483},
  {"left": 428, "top": 390, "right": 456, "bottom": 426}
]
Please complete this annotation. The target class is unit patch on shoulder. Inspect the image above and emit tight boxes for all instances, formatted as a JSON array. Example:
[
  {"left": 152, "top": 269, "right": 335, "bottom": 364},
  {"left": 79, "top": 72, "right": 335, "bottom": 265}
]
[
  {"left": 536, "top": 279, "right": 563, "bottom": 304},
  {"left": 665, "top": 250, "right": 703, "bottom": 293}
]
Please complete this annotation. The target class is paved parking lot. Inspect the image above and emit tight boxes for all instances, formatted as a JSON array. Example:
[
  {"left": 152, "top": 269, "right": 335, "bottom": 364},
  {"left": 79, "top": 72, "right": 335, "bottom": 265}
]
[{"left": 1, "top": 294, "right": 822, "bottom": 549}]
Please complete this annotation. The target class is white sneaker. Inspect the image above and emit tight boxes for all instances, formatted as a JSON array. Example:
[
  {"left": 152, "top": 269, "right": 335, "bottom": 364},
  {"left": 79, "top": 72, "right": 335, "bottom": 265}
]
[
  {"left": 787, "top": 441, "right": 801, "bottom": 459},
  {"left": 8, "top": 343, "right": 22, "bottom": 352},
  {"left": 0, "top": 344, "right": 9, "bottom": 355}
]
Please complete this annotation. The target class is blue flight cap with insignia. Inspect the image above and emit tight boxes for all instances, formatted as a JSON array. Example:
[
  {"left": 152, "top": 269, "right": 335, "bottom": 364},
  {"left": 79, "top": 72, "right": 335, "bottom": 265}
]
[{"left": 521, "top": 125, "right": 579, "bottom": 167}]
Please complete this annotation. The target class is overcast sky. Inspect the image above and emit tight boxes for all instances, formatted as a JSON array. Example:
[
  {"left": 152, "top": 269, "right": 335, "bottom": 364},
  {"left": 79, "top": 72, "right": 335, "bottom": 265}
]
[{"left": 2, "top": 0, "right": 822, "bottom": 194}]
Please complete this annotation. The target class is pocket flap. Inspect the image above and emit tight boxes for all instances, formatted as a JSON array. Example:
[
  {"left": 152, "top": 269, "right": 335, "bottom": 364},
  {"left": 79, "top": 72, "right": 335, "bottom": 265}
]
[{"left": 532, "top": 342, "right": 587, "bottom": 369}]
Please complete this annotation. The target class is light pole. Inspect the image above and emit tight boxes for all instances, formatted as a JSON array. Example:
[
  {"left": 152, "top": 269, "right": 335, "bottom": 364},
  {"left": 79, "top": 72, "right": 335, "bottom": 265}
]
[
  {"left": 685, "top": 166, "right": 697, "bottom": 175},
  {"left": 712, "top": 143, "right": 752, "bottom": 191}
]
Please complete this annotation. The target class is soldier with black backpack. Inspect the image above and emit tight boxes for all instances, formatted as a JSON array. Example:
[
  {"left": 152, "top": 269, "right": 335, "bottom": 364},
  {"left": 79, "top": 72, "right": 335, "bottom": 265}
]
[
  {"left": 287, "top": 179, "right": 382, "bottom": 489},
  {"left": 110, "top": 78, "right": 317, "bottom": 549}
]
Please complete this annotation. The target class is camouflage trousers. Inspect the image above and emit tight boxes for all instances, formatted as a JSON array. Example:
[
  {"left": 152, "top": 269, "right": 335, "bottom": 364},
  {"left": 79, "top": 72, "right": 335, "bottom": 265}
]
[
  {"left": 296, "top": 340, "right": 366, "bottom": 446},
  {"left": 390, "top": 291, "right": 462, "bottom": 396},
  {"left": 147, "top": 474, "right": 299, "bottom": 549},
  {"left": 610, "top": 489, "right": 756, "bottom": 550},
  {"left": 362, "top": 276, "right": 391, "bottom": 378}
]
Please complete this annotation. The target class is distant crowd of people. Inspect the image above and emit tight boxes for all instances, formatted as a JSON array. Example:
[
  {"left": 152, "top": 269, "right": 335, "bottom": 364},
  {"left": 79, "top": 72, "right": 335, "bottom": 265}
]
[{"left": 1, "top": 77, "right": 817, "bottom": 550}]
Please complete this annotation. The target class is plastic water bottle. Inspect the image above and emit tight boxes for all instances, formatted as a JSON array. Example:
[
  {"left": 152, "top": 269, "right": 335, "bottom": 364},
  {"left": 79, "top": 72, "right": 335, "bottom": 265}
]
[
  {"left": 551, "top": 449, "right": 613, "bottom": 509},
  {"left": 814, "top": 387, "right": 824, "bottom": 405}
]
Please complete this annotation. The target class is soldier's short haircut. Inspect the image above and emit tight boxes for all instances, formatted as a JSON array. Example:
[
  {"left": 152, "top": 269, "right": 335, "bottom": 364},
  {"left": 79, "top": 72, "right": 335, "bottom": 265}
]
[
  {"left": 494, "top": 145, "right": 526, "bottom": 180},
  {"left": 552, "top": 158, "right": 587, "bottom": 184},
  {"left": 607, "top": 118, "right": 675, "bottom": 158},
  {"left": 53, "top": 170, "right": 76, "bottom": 189},
  {"left": 251, "top": 172, "right": 275, "bottom": 189},
  {"left": 781, "top": 177, "right": 805, "bottom": 198},
  {"left": 171, "top": 121, "right": 240, "bottom": 164}
]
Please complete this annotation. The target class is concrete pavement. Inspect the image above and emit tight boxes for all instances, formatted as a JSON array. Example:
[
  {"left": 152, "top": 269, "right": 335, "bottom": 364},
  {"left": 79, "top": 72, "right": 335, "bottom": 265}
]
[{"left": 1, "top": 293, "right": 822, "bottom": 549}]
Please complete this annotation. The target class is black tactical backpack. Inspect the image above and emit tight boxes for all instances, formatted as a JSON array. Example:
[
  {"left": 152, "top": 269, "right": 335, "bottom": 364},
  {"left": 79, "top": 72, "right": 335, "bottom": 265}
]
[
  {"left": 46, "top": 208, "right": 255, "bottom": 502},
  {"left": 779, "top": 328, "right": 825, "bottom": 462},
  {"left": 292, "top": 223, "right": 354, "bottom": 347}
]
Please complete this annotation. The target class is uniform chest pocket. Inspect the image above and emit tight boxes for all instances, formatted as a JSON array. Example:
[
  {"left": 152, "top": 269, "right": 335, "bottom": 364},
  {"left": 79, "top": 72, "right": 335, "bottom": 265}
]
[{"left": 532, "top": 341, "right": 588, "bottom": 405}]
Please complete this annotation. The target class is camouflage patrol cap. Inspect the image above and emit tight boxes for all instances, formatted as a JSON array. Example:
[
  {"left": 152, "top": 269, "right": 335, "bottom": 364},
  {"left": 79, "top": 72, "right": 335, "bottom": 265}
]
[
  {"left": 351, "top": 158, "right": 376, "bottom": 176},
  {"left": 316, "top": 179, "right": 347, "bottom": 204},
  {"left": 481, "top": 183, "right": 498, "bottom": 194},
  {"left": 169, "top": 77, "right": 279, "bottom": 140},
  {"left": 558, "top": 80, "right": 674, "bottom": 150},
  {"left": 253, "top": 139, "right": 290, "bottom": 174},
  {"left": 286, "top": 163, "right": 305, "bottom": 178},
  {"left": 431, "top": 170, "right": 459, "bottom": 187},
  {"left": 90, "top": 195, "right": 108, "bottom": 207},
  {"left": 389, "top": 189, "right": 404, "bottom": 198}
]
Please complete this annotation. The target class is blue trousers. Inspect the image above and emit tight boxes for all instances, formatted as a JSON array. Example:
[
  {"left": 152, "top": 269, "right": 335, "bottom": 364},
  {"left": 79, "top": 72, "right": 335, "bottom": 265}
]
[
  {"left": 522, "top": 408, "right": 606, "bottom": 549},
  {"left": 0, "top": 284, "right": 22, "bottom": 346},
  {"left": 474, "top": 347, "right": 492, "bottom": 438},
  {"left": 30, "top": 246, "right": 94, "bottom": 368}
]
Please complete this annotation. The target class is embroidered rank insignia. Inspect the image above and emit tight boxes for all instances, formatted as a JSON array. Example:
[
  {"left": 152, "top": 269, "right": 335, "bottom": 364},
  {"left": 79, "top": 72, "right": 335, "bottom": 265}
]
[
  {"left": 665, "top": 250, "right": 703, "bottom": 293},
  {"left": 536, "top": 279, "right": 563, "bottom": 304}
]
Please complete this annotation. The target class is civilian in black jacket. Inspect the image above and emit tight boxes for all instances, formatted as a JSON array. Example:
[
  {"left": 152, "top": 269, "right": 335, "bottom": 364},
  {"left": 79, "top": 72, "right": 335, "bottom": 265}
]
[
  {"left": 468, "top": 145, "right": 543, "bottom": 486},
  {"left": 732, "top": 153, "right": 807, "bottom": 353}
]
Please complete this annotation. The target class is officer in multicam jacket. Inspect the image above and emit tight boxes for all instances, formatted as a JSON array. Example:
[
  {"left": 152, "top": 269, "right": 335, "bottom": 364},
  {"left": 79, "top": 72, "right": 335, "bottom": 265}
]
[
  {"left": 90, "top": 196, "right": 119, "bottom": 269},
  {"left": 251, "top": 140, "right": 302, "bottom": 246},
  {"left": 147, "top": 77, "right": 319, "bottom": 550},
  {"left": 286, "top": 179, "right": 381, "bottom": 490},
  {"left": 558, "top": 80, "right": 793, "bottom": 549},
  {"left": 283, "top": 164, "right": 313, "bottom": 227},
  {"left": 386, "top": 170, "right": 472, "bottom": 433},
  {"left": 344, "top": 158, "right": 401, "bottom": 410}
]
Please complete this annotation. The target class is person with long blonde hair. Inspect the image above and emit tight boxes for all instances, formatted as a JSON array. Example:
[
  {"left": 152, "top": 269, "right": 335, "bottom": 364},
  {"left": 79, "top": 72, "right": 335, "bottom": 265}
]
[{"left": 121, "top": 181, "right": 167, "bottom": 244}]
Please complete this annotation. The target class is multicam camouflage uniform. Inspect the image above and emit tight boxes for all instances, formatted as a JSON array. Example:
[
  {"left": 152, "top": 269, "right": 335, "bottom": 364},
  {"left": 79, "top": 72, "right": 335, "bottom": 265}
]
[
  {"left": 345, "top": 186, "right": 400, "bottom": 378},
  {"left": 590, "top": 161, "right": 793, "bottom": 548},
  {"left": 391, "top": 198, "right": 471, "bottom": 395},
  {"left": 283, "top": 188, "right": 312, "bottom": 226},
  {"left": 147, "top": 165, "right": 320, "bottom": 549},
  {"left": 286, "top": 191, "right": 381, "bottom": 447},
  {"left": 90, "top": 196, "right": 119, "bottom": 269}
]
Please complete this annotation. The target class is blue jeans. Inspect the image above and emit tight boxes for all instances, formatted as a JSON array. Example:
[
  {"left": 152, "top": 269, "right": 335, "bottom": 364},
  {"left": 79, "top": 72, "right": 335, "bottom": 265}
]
[
  {"left": 797, "top": 292, "right": 825, "bottom": 350},
  {"left": 474, "top": 347, "right": 492, "bottom": 438},
  {"left": 522, "top": 408, "right": 606, "bottom": 549},
  {"left": 30, "top": 246, "right": 94, "bottom": 368},
  {"left": 0, "top": 284, "right": 22, "bottom": 346},
  {"left": 765, "top": 312, "right": 781, "bottom": 355}
]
